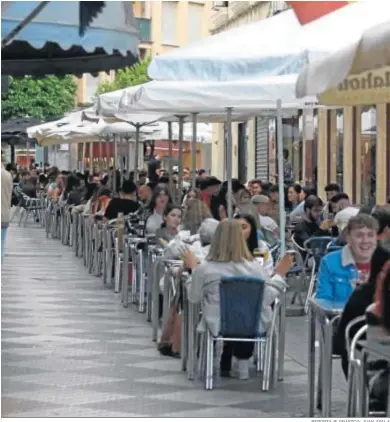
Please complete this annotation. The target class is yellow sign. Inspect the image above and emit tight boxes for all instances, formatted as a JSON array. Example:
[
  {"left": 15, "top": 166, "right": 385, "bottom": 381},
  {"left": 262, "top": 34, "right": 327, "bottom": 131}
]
[{"left": 319, "top": 66, "right": 390, "bottom": 106}]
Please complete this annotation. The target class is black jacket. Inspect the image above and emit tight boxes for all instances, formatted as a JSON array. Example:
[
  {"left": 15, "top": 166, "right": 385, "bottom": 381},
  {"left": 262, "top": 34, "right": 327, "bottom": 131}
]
[{"left": 293, "top": 219, "right": 330, "bottom": 249}]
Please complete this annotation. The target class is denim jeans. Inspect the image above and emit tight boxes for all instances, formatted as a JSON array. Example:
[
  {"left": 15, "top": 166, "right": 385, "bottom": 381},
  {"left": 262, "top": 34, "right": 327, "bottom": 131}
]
[{"left": 1, "top": 226, "right": 8, "bottom": 264}]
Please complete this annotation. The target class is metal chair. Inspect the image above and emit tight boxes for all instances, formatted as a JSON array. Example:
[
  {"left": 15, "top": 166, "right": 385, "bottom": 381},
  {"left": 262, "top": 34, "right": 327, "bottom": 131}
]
[
  {"left": 103, "top": 225, "right": 116, "bottom": 286},
  {"left": 18, "top": 193, "right": 44, "bottom": 227},
  {"left": 317, "top": 311, "right": 342, "bottom": 416},
  {"left": 284, "top": 242, "right": 307, "bottom": 309},
  {"left": 326, "top": 240, "right": 343, "bottom": 254},
  {"left": 200, "top": 276, "right": 277, "bottom": 390},
  {"left": 345, "top": 316, "right": 368, "bottom": 416},
  {"left": 303, "top": 237, "right": 334, "bottom": 313}
]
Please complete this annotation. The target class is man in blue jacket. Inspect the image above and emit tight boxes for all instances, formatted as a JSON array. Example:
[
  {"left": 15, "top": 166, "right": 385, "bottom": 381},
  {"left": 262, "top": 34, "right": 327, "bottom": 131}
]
[{"left": 316, "top": 214, "right": 378, "bottom": 304}]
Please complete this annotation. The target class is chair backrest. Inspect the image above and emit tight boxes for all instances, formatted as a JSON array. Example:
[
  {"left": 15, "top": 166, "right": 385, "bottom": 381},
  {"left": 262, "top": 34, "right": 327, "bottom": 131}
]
[
  {"left": 219, "top": 276, "right": 265, "bottom": 338},
  {"left": 304, "top": 236, "right": 334, "bottom": 266},
  {"left": 326, "top": 240, "right": 342, "bottom": 254},
  {"left": 291, "top": 233, "right": 306, "bottom": 253}
]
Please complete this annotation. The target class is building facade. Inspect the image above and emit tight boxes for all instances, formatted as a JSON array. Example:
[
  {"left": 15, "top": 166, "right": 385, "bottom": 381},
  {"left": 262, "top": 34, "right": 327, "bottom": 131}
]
[
  {"left": 210, "top": 1, "right": 390, "bottom": 204},
  {"left": 209, "top": 1, "right": 287, "bottom": 183},
  {"left": 76, "top": 1, "right": 212, "bottom": 104},
  {"left": 60, "top": 1, "right": 212, "bottom": 171}
]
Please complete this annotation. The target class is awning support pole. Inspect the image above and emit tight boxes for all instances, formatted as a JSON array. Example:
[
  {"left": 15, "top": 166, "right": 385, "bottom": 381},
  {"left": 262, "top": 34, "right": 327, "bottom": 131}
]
[
  {"left": 68, "top": 142, "right": 72, "bottom": 171},
  {"left": 89, "top": 141, "right": 94, "bottom": 173},
  {"left": 53, "top": 145, "right": 57, "bottom": 166},
  {"left": 81, "top": 142, "right": 86, "bottom": 172},
  {"left": 177, "top": 116, "right": 185, "bottom": 200},
  {"left": 276, "top": 99, "right": 286, "bottom": 255},
  {"left": 134, "top": 124, "right": 140, "bottom": 183},
  {"left": 113, "top": 136, "right": 118, "bottom": 193},
  {"left": 191, "top": 113, "right": 198, "bottom": 189},
  {"left": 226, "top": 107, "right": 233, "bottom": 220},
  {"left": 168, "top": 121, "right": 174, "bottom": 196}
]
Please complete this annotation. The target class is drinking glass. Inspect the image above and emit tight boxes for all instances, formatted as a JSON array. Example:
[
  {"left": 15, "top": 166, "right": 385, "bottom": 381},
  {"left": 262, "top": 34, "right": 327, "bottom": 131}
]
[{"left": 350, "top": 269, "right": 361, "bottom": 289}]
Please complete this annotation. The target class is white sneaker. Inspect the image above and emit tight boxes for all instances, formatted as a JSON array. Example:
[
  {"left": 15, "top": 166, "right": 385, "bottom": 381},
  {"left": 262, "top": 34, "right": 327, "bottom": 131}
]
[{"left": 230, "top": 358, "right": 249, "bottom": 380}]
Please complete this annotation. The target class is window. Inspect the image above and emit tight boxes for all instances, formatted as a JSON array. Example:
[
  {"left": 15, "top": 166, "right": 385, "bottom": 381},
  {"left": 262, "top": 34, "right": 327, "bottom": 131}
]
[
  {"left": 282, "top": 114, "right": 300, "bottom": 182},
  {"left": 162, "top": 1, "right": 177, "bottom": 45},
  {"left": 188, "top": 3, "right": 203, "bottom": 43},
  {"left": 360, "top": 106, "right": 376, "bottom": 204}
]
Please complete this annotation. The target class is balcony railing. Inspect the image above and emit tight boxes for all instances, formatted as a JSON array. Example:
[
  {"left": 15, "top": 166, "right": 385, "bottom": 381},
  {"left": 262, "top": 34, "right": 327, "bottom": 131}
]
[
  {"left": 228, "top": 1, "right": 250, "bottom": 18},
  {"left": 135, "top": 17, "right": 151, "bottom": 42}
]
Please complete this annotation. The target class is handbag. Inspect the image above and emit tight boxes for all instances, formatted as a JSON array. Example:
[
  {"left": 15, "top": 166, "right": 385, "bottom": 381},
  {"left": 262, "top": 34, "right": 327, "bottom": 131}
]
[{"left": 158, "top": 290, "right": 181, "bottom": 358}]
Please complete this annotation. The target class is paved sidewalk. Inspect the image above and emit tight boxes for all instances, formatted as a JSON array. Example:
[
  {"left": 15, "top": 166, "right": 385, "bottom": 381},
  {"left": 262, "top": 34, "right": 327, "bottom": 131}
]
[{"left": 1, "top": 223, "right": 347, "bottom": 417}]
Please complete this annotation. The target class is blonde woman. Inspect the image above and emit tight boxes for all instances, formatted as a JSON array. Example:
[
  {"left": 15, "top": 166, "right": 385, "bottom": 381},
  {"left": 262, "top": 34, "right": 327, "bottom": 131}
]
[
  {"left": 182, "top": 188, "right": 212, "bottom": 235},
  {"left": 183, "top": 220, "right": 292, "bottom": 380}
]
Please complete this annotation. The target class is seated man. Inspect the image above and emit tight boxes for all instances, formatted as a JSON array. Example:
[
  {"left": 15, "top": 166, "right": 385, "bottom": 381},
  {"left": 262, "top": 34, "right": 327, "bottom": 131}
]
[
  {"left": 331, "top": 193, "right": 359, "bottom": 233},
  {"left": 293, "top": 195, "right": 331, "bottom": 249},
  {"left": 289, "top": 186, "right": 316, "bottom": 222},
  {"left": 104, "top": 180, "right": 140, "bottom": 221},
  {"left": 251, "top": 194, "right": 279, "bottom": 237},
  {"left": 322, "top": 183, "right": 341, "bottom": 220},
  {"left": 316, "top": 214, "right": 378, "bottom": 303}
]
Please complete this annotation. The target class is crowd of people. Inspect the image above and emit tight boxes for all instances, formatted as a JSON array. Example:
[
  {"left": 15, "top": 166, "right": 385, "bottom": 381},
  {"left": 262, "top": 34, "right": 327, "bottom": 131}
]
[{"left": 1, "top": 155, "right": 389, "bottom": 410}]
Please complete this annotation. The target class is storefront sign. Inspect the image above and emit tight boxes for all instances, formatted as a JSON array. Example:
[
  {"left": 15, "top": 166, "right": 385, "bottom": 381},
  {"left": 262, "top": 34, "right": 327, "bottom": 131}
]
[{"left": 319, "top": 66, "right": 390, "bottom": 106}]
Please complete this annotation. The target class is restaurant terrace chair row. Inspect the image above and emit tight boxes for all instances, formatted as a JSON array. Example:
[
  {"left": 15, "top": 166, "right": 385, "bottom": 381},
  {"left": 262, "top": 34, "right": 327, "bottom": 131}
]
[{"left": 28, "top": 195, "right": 385, "bottom": 417}]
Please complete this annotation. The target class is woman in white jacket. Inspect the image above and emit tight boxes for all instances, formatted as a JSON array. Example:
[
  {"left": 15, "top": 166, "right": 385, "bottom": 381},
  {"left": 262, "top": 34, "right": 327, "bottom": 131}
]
[{"left": 183, "top": 219, "right": 292, "bottom": 380}]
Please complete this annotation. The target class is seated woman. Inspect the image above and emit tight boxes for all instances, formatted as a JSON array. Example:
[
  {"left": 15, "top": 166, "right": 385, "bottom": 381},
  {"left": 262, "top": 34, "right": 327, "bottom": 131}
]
[
  {"left": 334, "top": 247, "right": 390, "bottom": 377},
  {"left": 155, "top": 204, "right": 182, "bottom": 244},
  {"left": 182, "top": 188, "right": 212, "bottom": 235},
  {"left": 145, "top": 186, "right": 172, "bottom": 235},
  {"left": 58, "top": 174, "right": 83, "bottom": 207},
  {"left": 316, "top": 214, "right": 378, "bottom": 303},
  {"left": 104, "top": 180, "right": 140, "bottom": 221},
  {"left": 183, "top": 220, "right": 292, "bottom": 380},
  {"left": 234, "top": 213, "right": 274, "bottom": 279}
]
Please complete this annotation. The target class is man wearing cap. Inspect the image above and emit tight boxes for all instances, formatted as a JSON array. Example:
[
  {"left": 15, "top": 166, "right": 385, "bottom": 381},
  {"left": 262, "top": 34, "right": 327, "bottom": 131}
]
[{"left": 252, "top": 195, "right": 279, "bottom": 236}]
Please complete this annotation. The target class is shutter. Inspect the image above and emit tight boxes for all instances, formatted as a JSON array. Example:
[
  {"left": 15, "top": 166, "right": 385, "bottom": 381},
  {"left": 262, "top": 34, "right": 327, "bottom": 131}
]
[{"left": 255, "top": 117, "right": 269, "bottom": 180}]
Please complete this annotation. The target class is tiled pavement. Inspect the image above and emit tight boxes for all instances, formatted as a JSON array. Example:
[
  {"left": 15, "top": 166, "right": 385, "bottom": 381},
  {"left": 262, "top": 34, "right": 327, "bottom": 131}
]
[{"left": 2, "top": 222, "right": 348, "bottom": 417}]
